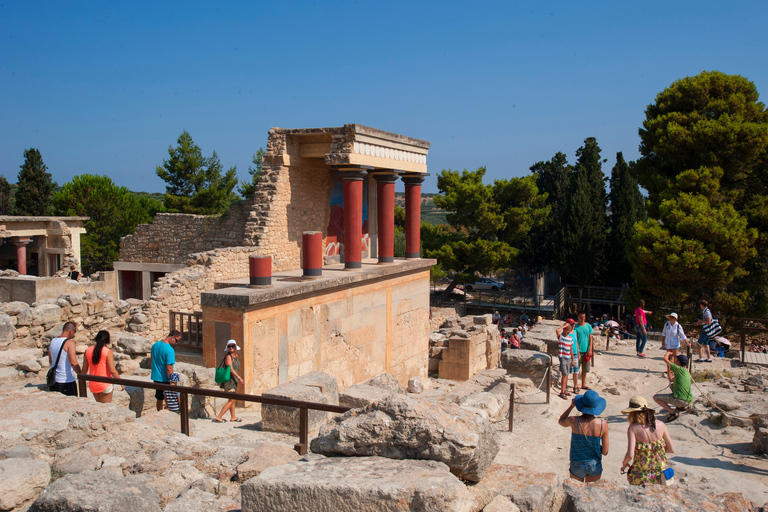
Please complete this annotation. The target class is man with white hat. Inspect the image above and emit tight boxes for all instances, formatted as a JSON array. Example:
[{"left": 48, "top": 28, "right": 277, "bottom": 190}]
[{"left": 661, "top": 313, "right": 687, "bottom": 381}]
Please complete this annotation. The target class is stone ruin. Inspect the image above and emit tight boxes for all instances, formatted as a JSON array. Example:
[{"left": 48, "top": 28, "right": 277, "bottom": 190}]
[{"left": 430, "top": 314, "right": 502, "bottom": 380}]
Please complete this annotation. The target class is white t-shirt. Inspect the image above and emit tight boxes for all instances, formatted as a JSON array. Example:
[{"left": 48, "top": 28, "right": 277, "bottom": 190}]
[
  {"left": 662, "top": 322, "right": 686, "bottom": 349},
  {"left": 50, "top": 336, "right": 76, "bottom": 384}
]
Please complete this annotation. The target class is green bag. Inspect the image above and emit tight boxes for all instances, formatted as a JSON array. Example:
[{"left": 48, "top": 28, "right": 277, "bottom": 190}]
[{"left": 214, "top": 356, "right": 231, "bottom": 384}]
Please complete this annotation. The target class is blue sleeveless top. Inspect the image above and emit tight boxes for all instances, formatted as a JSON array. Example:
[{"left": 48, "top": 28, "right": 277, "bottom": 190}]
[{"left": 570, "top": 417, "right": 603, "bottom": 462}]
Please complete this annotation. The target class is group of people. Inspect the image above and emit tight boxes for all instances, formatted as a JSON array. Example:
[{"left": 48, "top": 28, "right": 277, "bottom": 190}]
[
  {"left": 493, "top": 310, "right": 536, "bottom": 332},
  {"left": 555, "top": 312, "right": 594, "bottom": 399},
  {"left": 48, "top": 324, "right": 246, "bottom": 423}
]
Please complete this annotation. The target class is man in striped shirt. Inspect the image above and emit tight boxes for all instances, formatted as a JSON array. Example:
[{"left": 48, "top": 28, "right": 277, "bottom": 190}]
[{"left": 556, "top": 319, "right": 578, "bottom": 399}]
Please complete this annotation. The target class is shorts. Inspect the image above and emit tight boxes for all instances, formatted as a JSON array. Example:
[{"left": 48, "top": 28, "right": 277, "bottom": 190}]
[
  {"left": 56, "top": 381, "right": 78, "bottom": 397},
  {"left": 569, "top": 459, "right": 602, "bottom": 480},
  {"left": 653, "top": 393, "right": 690, "bottom": 409},
  {"left": 559, "top": 356, "right": 572, "bottom": 376},
  {"left": 665, "top": 338, "right": 680, "bottom": 350},
  {"left": 579, "top": 353, "right": 591, "bottom": 373},
  {"left": 154, "top": 384, "right": 165, "bottom": 401}
]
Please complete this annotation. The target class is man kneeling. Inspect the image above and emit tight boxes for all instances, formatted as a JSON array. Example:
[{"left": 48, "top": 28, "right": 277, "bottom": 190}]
[{"left": 654, "top": 353, "right": 692, "bottom": 423}]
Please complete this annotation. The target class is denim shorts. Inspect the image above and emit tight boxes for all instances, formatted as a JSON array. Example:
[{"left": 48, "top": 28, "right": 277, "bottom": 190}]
[{"left": 570, "top": 459, "right": 602, "bottom": 480}]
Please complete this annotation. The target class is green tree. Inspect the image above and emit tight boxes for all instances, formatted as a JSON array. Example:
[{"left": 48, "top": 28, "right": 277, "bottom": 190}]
[
  {"left": 54, "top": 175, "right": 161, "bottom": 274},
  {"left": 632, "top": 71, "right": 767, "bottom": 320},
  {"left": 527, "top": 152, "right": 571, "bottom": 270},
  {"left": 606, "top": 152, "right": 646, "bottom": 285},
  {"left": 156, "top": 131, "right": 238, "bottom": 214},
  {"left": 0, "top": 176, "right": 12, "bottom": 215},
  {"left": 15, "top": 148, "right": 54, "bottom": 216},
  {"left": 237, "top": 148, "right": 265, "bottom": 199}
]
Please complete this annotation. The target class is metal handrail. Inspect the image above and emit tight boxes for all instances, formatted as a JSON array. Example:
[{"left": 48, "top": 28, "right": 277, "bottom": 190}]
[{"left": 76, "top": 374, "right": 350, "bottom": 454}]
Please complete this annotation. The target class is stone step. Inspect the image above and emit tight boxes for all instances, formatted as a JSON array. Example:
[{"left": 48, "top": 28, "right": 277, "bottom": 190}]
[{"left": 175, "top": 351, "right": 205, "bottom": 366}]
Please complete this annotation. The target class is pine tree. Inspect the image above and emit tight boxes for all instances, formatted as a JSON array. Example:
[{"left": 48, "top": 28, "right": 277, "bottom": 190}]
[
  {"left": 528, "top": 152, "right": 571, "bottom": 269},
  {"left": 14, "top": 148, "right": 54, "bottom": 216},
  {"left": 607, "top": 152, "right": 646, "bottom": 285},
  {"left": 237, "top": 148, "right": 265, "bottom": 199},
  {"left": 0, "top": 175, "right": 12, "bottom": 215}
]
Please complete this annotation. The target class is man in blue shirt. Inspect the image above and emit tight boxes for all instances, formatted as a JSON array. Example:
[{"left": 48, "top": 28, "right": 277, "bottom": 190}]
[
  {"left": 573, "top": 311, "right": 594, "bottom": 393},
  {"left": 151, "top": 330, "right": 180, "bottom": 410}
]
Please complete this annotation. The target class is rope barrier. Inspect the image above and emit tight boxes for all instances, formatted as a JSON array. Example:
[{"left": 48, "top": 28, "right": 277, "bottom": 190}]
[{"left": 689, "top": 375, "right": 768, "bottom": 421}]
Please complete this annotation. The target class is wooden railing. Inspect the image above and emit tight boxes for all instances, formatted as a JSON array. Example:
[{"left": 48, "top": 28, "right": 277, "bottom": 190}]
[
  {"left": 76, "top": 374, "right": 350, "bottom": 455},
  {"left": 740, "top": 318, "right": 768, "bottom": 365},
  {"left": 169, "top": 311, "right": 203, "bottom": 352}
]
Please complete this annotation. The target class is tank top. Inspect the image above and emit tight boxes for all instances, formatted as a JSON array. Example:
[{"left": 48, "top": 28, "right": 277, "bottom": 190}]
[
  {"left": 570, "top": 417, "right": 603, "bottom": 462},
  {"left": 85, "top": 345, "right": 111, "bottom": 394},
  {"left": 50, "top": 336, "right": 76, "bottom": 384}
]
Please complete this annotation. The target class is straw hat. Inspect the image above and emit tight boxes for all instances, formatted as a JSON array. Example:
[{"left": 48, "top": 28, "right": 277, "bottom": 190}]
[
  {"left": 621, "top": 395, "right": 653, "bottom": 414},
  {"left": 666, "top": 312, "right": 679, "bottom": 321}
]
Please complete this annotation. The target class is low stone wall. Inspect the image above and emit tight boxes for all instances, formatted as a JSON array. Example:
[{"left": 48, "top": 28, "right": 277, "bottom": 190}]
[
  {"left": 429, "top": 305, "right": 464, "bottom": 332},
  {"left": 0, "top": 271, "right": 118, "bottom": 304},
  {"left": 433, "top": 314, "right": 500, "bottom": 381}
]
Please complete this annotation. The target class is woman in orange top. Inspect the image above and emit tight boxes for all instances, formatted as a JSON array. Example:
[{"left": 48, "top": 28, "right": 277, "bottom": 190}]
[{"left": 82, "top": 330, "right": 123, "bottom": 403}]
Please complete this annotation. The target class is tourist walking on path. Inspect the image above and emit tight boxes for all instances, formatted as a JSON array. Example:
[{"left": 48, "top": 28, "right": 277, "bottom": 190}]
[
  {"left": 150, "top": 330, "right": 180, "bottom": 411},
  {"left": 654, "top": 353, "right": 692, "bottom": 422},
  {"left": 214, "top": 339, "right": 245, "bottom": 423},
  {"left": 694, "top": 300, "right": 714, "bottom": 363},
  {"left": 573, "top": 311, "right": 593, "bottom": 393},
  {"left": 620, "top": 395, "right": 675, "bottom": 485},
  {"left": 634, "top": 300, "right": 652, "bottom": 357},
  {"left": 48, "top": 322, "right": 81, "bottom": 396},
  {"left": 661, "top": 313, "right": 687, "bottom": 380},
  {"left": 81, "top": 330, "right": 123, "bottom": 403},
  {"left": 558, "top": 390, "right": 609, "bottom": 482},
  {"left": 556, "top": 319, "right": 578, "bottom": 399}
]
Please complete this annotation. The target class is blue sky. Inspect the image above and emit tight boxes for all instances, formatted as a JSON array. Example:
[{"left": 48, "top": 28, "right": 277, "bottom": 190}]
[{"left": 1, "top": 1, "right": 766, "bottom": 194}]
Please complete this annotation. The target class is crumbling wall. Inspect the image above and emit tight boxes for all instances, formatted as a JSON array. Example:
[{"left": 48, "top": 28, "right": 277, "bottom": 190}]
[{"left": 431, "top": 314, "right": 500, "bottom": 380}]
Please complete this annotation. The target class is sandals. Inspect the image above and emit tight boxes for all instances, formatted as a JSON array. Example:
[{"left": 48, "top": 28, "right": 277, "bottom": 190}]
[
  {"left": 559, "top": 393, "right": 568, "bottom": 400},
  {"left": 230, "top": 418, "right": 243, "bottom": 422},
  {"left": 573, "top": 388, "right": 581, "bottom": 394},
  {"left": 213, "top": 418, "right": 227, "bottom": 423},
  {"left": 666, "top": 412, "right": 679, "bottom": 423}
]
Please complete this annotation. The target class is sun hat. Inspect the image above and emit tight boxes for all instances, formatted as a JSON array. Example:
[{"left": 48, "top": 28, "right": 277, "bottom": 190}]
[
  {"left": 666, "top": 312, "right": 678, "bottom": 320},
  {"left": 621, "top": 395, "right": 652, "bottom": 414},
  {"left": 226, "top": 339, "right": 241, "bottom": 351},
  {"left": 169, "top": 372, "right": 180, "bottom": 383},
  {"left": 574, "top": 390, "right": 607, "bottom": 416}
]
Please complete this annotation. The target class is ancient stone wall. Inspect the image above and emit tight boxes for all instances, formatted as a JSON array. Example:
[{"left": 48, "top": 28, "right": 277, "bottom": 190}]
[
  {"left": 429, "top": 305, "right": 465, "bottom": 332},
  {"left": 431, "top": 315, "right": 500, "bottom": 380}
]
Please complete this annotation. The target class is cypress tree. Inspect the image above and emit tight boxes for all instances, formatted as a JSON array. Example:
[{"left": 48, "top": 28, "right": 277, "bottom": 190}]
[
  {"left": 607, "top": 152, "right": 646, "bottom": 285},
  {"left": 0, "top": 175, "right": 12, "bottom": 215},
  {"left": 15, "top": 148, "right": 54, "bottom": 216}
]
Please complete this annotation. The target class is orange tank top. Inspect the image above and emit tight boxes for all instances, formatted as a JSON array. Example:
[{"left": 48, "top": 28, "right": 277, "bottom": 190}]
[{"left": 85, "top": 345, "right": 111, "bottom": 394}]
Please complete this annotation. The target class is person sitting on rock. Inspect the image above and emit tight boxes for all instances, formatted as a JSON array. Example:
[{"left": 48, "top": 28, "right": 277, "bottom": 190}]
[
  {"left": 558, "top": 390, "right": 610, "bottom": 482},
  {"left": 510, "top": 329, "right": 520, "bottom": 349},
  {"left": 620, "top": 395, "right": 675, "bottom": 485},
  {"left": 492, "top": 311, "right": 501, "bottom": 324},
  {"left": 653, "top": 354, "right": 692, "bottom": 422}
]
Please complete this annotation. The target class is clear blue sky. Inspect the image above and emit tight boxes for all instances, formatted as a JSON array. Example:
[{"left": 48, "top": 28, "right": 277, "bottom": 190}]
[{"left": 1, "top": 1, "right": 766, "bottom": 194}]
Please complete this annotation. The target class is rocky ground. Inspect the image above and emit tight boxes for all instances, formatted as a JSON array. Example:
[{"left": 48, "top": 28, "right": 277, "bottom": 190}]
[{"left": 0, "top": 318, "right": 766, "bottom": 511}]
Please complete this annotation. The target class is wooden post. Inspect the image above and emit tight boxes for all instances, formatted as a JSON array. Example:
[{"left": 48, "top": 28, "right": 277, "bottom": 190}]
[
  {"left": 740, "top": 319, "right": 745, "bottom": 365},
  {"left": 508, "top": 384, "right": 515, "bottom": 432},
  {"left": 686, "top": 345, "right": 693, "bottom": 372},
  {"left": 179, "top": 392, "right": 190, "bottom": 436},
  {"left": 546, "top": 359, "right": 551, "bottom": 405},
  {"left": 78, "top": 377, "right": 87, "bottom": 398},
  {"left": 294, "top": 407, "right": 309, "bottom": 455}
]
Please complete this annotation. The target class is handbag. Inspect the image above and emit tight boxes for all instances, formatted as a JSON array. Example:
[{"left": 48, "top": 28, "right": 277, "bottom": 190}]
[
  {"left": 46, "top": 339, "right": 67, "bottom": 391},
  {"left": 704, "top": 318, "right": 722, "bottom": 340},
  {"left": 214, "top": 355, "right": 231, "bottom": 384},
  {"left": 661, "top": 467, "right": 675, "bottom": 485}
]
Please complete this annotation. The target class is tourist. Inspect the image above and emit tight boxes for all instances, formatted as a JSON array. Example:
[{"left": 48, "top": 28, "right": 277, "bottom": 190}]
[
  {"left": 214, "top": 339, "right": 245, "bottom": 423},
  {"left": 556, "top": 319, "right": 577, "bottom": 399},
  {"left": 492, "top": 311, "right": 501, "bottom": 325},
  {"left": 165, "top": 372, "right": 180, "bottom": 412},
  {"left": 520, "top": 310, "right": 530, "bottom": 327},
  {"left": 501, "top": 330, "right": 509, "bottom": 352},
  {"left": 634, "top": 300, "right": 652, "bottom": 357},
  {"left": 68, "top": 264, "right": 80, "bottom": 281},
  {"left": 510, "top": 329, "right": 520, "bottom": 349},
  {"left": 81, "top": 330, "right": 123, "bottom": 403},
  {"left": 558, "top": 390, "right": 609, "bottom": 482},
  {"left": 573, "top": 311, "right": 593, "bottom": 393},
  {"left": 48, "top": 322, "right": 81, "bottom": 396},
  {"left": 653, "top": 353, "right": 692, "bottom": 422},
  {"left": 620, "top": 395, "right": 675, "bottom": 485},
  {"left": 661, "top": 313, "right": 686, "bottom": 380},
  {"left": 150, "top": 330, "right": 180, "bottom": 411},
  {"left": 694, "top": 300, "right": 714, "bottom": 363},
  {"left": 504, "top": 312, "right": 514, "bottom": 327}
]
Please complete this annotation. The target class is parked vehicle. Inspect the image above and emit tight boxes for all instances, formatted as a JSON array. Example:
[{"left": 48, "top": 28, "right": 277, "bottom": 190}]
[{"left": 464, "top": 277, "right": 505, "bottom": 292}]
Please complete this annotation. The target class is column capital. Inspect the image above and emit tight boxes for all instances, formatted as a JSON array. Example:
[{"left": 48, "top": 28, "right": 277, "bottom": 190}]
[
  {"left": 372, "top": 172, "right": 399, "bottom": 184},
  {"left": 12, "top": 238, "right": 32, "bottom": 247},
  {"left": 401, "top": 174, "right": 427, "bottom": 185},
  {"left": 333, "top": 165, "right": 372, "bottom": 181}
]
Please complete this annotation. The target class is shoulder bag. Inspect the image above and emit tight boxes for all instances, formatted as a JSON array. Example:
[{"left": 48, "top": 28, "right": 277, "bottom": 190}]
[
  {"left": 46, "top": 340, "right": 67, "bottom": 391},
  {"left": 704, "top": 318, "right": 722, "bottom": 340},
  {"left": 214, "top": 355, "right": 231, "bottom": 384}
]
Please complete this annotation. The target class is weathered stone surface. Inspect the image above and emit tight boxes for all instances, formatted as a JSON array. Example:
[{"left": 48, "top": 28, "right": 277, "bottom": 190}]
[
  {"left": 310, "top": 395, "right": 499, "bottom": 482},
  {"left": 163, "top": 488, "right": 239, "bottom": 512},
  {"left": 113, "top": 332, "right": 153, "bottom": 355},
  {"left": 34, "top": 469, "right": 161, "bottom": 512},
  {"left": 0, "top": 445, "right": 33, "bottom": 459},
  {"left": 561, "top": 480, "right": 761, "bottom": 512},
  {"left": 176, "top": 362, "right": 217, "bottom": 418},
  {"left": 474, "top": 315, "right": 493, "bottom": 326},
  {"left": 0, "top": 458, "right": 50, "bottom": 510},
  {"left": 714, "top": 399, "right": 741, "bottom": 411},
  {"left": 149, "top": 463, "right": 207, "bottom": 503},
  {"left": 126, "top": 377, "right": 159, "bottom": 417},
  {"left": 0, "top": 314, "right": 15, "bottom": 348},
  {"left": 483, "top": 495, "right": 521, "bottom": 512},
  {"left": 135, "top": 410, "right": 194, "bottom": 435},
  {"left": 365, "top": 372, "right": 407, "bottom": 394},
  {"left": 236, "top": 442, "right": 301, "bottom": 482},
  {"left": 32, "top": 303, "right": 62, "bottom": 327},
  {"left": 754, "top": 427, "right": 768, "bottom": 454},
  {"left": 339, "top": 383, "right": 394, "bottom": 408},
  {"left": 293, "top": 370, "right": 339, "bottom": 404},
  {"left": 54, "top": 449, "right": 100, "bottom": 474},
  {"left": 459, "top": 392, "right": 505, "bottom": 418},
  {"left": 241, "top": 456, "right": 475, "bottom": 512},
  {"left": 0, "top": 367, "right": 18, "bottom": 381},
  {"left": 501, "top": 350, "right": 551, "bottom": 377},
  {"left": 407, "top": 376, "right": 424, "bottom": 393},
  {"left": 262, "top": 383, "right": 329, "bottom": 434},
  {"left": 468, "top": 463, "right": 561, "bottom": 512},
  {"left": 0, "top": 347, "right": 41, "bottom": 367},
  {"left": 519, "top": 338, "right": 546, "bottom": 352},
  {"left": 18, "top": 358, "right": 42, "bottom": 372}
]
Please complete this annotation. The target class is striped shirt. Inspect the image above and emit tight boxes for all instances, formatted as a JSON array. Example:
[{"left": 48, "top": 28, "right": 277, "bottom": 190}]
[
  {"left": 165, "top": 389, "right": 179, "bottom": 411},
  {"left": 558, "top": 334, "right": 575, "bottom": 358}
]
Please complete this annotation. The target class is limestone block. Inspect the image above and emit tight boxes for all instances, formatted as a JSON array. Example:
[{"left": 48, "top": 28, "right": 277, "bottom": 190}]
[
  {"left": 474, "top": 315, "right": 493, "bottom": 326},
  {"left": 458, "top": 392, "right": 504, "bottom": 418},
  {"left": 753, "top": 427, "right": 768, "bottom": 454},
  {"left": 0, "top": 314, "right": 16, "bottom": 348},
  {"left": 0, "top": 347, "right": 43, "bottom": 367},
  {"left": 261, "top": 384, "right": 329, "bottom": 434},
  {"left": 519, "top": 338, "right": 546, "bottom": 352},
  {"left": 429, "top": 357, "right": 440, "bottom": 372},
  {"left": 293, "top": 370, "right": 339, "bottom": 404},
  {"left": 126, "top": 378, "right": 159, "bottom": 417},
  {"left": 407, "top": 376, "right": 424, "bottom": 393},
  {"left": 339, "top": 384, "right": 394, "bottom": 408},
  {"left": 163, "top": 489, "right": 239, "bottom": 512},
  {"left": 0, "top": 458, "right": 50, "bottom": 510},
  {"left": 483, "top": 496, "right": 521, "bottom": 512},
  {"left": 364, "top": 372, "right": 406, "bottom": 394},
  {"left": 310, "top": 395, "right": 499, "bottom": 482},
  {"left": 34, "top": 470, "right": 161, "bottom": 512},
  {"left": 31, "top": 304, "right": 62, "bottom": 327},
  {"left": 241, "top": 456, "right": 475, "bottom": 512},
  {"left": 501, "top": 350, "right": 551, "bottom": 378},
  {"left": 236, "top": 443, "right": 301, "bottom": 482},
  {"left": 0, "top": 367, "right": 18, "bottom": 381},
  {"left": 113, "top": 332, "right": 152, "bottom": 355},
  {"left": 468, "top": 463, "right": 560, "bottom": 512}
]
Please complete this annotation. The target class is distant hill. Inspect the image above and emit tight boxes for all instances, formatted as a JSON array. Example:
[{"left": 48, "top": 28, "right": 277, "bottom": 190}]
[{"left": 394, "top": 192, "right": 447, "bottom": 225}]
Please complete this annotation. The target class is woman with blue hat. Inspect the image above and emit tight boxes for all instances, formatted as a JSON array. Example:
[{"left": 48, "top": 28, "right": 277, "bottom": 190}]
[{"left": 558, "top": 389, "right": 610, "bottom": 482}]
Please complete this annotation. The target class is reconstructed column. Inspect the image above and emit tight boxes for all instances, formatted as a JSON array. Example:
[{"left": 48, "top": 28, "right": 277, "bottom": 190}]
[
  {"left": 249, "top": 255, "right": 272, "bottom": 286},
  {"left": 374, "top": 173, "right": 398, "bottom": 264},
  {"left": 302, "top": 231, "right": 322, "bottom": 277},
  {"left": 13, "top": 238, "right": 32, "bottom": 275},
  {"left": 402, "top": 175, "right": 425, "bottom": 259},
  {"left": 341, "top": 169, "right": 368, "bottom": 269}
]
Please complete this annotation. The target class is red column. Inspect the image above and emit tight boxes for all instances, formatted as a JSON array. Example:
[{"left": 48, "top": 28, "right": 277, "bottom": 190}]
[
  {"left": 341, "top": 170, "right": 368, "bottom": 269},
  {"left": 375, "top": 173, "right": 398, "bottom": 264},
  {"left": 302, "top": 231, "right": 322, "bottom": 277},
  {"left": 13, "top": 239, "right": 32, "bottom": 275},
  {"left": 249, "top": 255, "right": 271, "bottom": 286},
  {"left": 402, "top": 175, "right": 425, "bottom": 259}
]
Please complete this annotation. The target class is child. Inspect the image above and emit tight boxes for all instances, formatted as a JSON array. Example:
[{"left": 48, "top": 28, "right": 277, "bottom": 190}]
[
  {"left": 556, "top": 319, "right": 577, "bottom": 399},
  {"left": 501, "top": 330, "right": 509, "bottom": 351},
  {"left": 165, "top": 372, "right": 180, "bottom": 412}
]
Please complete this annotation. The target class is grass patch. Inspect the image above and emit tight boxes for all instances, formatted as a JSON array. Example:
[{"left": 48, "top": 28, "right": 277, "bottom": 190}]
[
  {"left": 50, "top": 467, "right": 66, "bottom": 482},
  {"left": 692, "top": 369, "right": 739, "bottom": 382}
]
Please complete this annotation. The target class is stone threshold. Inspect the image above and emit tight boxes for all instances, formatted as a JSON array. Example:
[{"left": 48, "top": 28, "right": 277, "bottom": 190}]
[{"left": 201, "top": 257, "right": 436, "bottom": 309}]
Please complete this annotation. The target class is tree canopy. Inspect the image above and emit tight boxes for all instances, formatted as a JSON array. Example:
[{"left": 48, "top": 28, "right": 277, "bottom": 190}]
[
  {"left": 631, "top": 71, "right": 768, "bottom": 319},
  {"left": 15, "top": 148, "right": 54, "bottom": 216},
  {"left": 156, "top": 131, "right": 238, "bottom": 214},
  {"left": 237, "top": 148, "right": 265, "bottom": 199},
  {"left": 607, "top": 152, "right": 646, "bottom": 285},
  {"left": 0, "top": 176, "right": 12, "bottom": 215}
]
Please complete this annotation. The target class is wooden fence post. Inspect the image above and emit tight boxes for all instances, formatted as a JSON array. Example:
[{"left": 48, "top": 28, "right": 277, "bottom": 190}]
[
  {"left": 508, "top": 383, "right": 515, "bottom": 432},
  {"left": 179, "top": 393, "right": 190, "bottom": 436}
]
